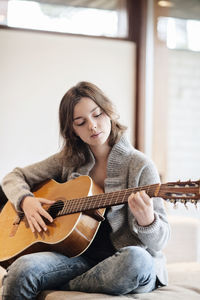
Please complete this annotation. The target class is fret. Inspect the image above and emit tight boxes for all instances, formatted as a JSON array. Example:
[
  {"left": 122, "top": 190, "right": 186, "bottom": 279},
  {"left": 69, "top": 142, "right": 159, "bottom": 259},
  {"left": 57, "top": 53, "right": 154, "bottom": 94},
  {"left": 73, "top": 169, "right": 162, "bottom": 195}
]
[
  {"left": 146, "top": 185, "right": 150, "bottom": 195},
  {"left": 114, "top": 189, "right": 120, "bottom": 205},
  {"left": 56, "top": 184, "right": 159, "bottom": 215},
  {"left": 49, "top": 181, "right": 200, "bottom": 218},
  {"left": 97, "top": 193, "right": 105, "bottom": 208}
]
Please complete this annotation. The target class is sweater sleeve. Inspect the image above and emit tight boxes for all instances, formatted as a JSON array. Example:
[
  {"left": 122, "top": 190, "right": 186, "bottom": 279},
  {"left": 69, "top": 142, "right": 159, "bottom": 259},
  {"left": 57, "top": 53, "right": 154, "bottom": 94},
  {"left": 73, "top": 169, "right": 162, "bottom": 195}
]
[
  {"left": 128, "top": 154, "right": 171, "bottom": 252},
  {"left": 1, "top": 153, "right": 65, "bottom": 212}
]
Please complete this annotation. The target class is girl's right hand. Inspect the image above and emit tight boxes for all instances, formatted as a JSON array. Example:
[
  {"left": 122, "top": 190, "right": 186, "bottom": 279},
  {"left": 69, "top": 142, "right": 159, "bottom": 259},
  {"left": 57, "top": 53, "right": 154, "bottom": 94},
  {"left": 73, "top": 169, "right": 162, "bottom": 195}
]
[{"left": 21, "top": 196, "right": 55, "bottom": 233}]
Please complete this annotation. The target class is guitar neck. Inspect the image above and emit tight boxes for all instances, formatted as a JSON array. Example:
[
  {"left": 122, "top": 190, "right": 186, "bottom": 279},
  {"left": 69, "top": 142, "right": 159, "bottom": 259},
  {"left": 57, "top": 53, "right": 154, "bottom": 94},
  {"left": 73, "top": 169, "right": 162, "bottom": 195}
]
[{"left": 58, "top": 183, "right": 160, "bottom": 216}]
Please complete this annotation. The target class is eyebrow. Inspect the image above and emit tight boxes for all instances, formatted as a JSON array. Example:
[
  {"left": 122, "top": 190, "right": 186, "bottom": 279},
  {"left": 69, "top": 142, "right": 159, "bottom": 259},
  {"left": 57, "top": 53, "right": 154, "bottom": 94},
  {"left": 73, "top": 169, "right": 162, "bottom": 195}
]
[{"left": 73, "top": 106, "right": 99, "bottom": 121}]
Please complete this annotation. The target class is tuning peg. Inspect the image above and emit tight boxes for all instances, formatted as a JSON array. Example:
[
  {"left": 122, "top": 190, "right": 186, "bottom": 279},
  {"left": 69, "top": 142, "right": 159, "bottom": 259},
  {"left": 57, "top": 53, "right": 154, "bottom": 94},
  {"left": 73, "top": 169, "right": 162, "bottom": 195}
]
[
  {"left": 180, "top": 199, "right": 188, "bottom": 209},
  {"left": 191, "top": 199, "right": 198, "bottom": 209},
  {"left": 195, "top": 201, "right": 198, "bottom": 210},
  {"left": 173, "top": 200, "right": 178, "bottom": 209}
]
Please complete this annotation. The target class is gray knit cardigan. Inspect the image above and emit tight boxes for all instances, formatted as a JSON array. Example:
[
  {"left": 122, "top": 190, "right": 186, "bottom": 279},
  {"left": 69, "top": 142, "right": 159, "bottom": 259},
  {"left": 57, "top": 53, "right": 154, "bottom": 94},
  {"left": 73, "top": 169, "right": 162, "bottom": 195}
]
[{"left": 2, "top": 135, "right": 170, "bottom": 286}]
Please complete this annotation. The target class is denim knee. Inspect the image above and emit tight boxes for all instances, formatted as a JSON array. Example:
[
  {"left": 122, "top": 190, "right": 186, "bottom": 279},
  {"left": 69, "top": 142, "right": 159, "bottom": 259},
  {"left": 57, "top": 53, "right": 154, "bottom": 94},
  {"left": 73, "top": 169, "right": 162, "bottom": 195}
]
[
  {"left": 3, "top": 253, "right": 44, "bottom": 299},
  {"left": 118, "top": 246, "right": 154, "bottom": 276},
  {"left": 68, "top": 246, "right": 156, "bottom": 296},
  {"left": 6, "top": 255, "right": 35, "bottom": 280}
]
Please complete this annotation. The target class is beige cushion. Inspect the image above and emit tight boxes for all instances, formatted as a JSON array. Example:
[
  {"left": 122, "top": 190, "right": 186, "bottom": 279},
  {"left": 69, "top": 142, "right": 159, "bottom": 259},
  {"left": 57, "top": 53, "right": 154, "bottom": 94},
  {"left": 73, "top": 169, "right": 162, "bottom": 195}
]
[{"left": 163, "top": 216, "right": 200, "bottom": 263}]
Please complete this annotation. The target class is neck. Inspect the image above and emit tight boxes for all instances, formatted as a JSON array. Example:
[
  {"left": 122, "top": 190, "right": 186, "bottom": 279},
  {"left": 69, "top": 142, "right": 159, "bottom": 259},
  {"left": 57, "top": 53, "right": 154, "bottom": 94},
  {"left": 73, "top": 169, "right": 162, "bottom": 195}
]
[
  {"left": 55, "top": 182, "right": 161, "bottom": 216},
  {"left": 90, "top": 143, "right": 111, "bottom": 163}
]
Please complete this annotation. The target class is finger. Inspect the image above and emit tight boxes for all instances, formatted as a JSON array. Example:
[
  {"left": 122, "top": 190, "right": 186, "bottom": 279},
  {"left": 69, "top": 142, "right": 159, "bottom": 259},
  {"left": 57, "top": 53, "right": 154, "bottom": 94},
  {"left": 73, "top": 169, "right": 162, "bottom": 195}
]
[
  {"left": 128, "top": 192, "right": 146, "bottom": 210},
  {"left": 133, "top": 191, "right": 150, "bottom": 204},
  {"left": 29, "top": 215, "right": 43, "bottom": 232},
  {"left": 39, "top": 207, "right": 54, "bottom": 223},
  {"left": 129, "top": 192, "right": 143, "bottom": 204},
  {"left": 128, "top": 192, "right": 136, "bottom": 203},
  {"left": 27, "top": 217, "right": 36, "bottom": 233},
  {"left": 128, "top": 192, "right": 138, "bottom": 200},
  {"left": 33, "top": 213, "right": 48, "bottom": 232},
  {"left": 128, "top": 196, "right": 135, "bottom": 211},
  {"left": 39, "top": 198, "right": 56, "bottom": 204},
  {"left": 128, "top": 193, "right": 139, "bottom": 209},
  {"left": 140, "top": 190, "right": 151, "bottom": 204}
]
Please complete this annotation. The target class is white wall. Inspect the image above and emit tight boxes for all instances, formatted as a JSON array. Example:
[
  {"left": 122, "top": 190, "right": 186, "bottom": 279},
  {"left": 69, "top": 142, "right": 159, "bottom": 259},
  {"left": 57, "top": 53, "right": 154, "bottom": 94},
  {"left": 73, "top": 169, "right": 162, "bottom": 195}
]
[
  {"left": 167, "top": 50, "right": 200, "bottom": 182},
  {"left": 0, "top": 28, "right": 136, "bottom": 180},
  {"left": 165, "top": 49, "right": 200, "bottom": 219}
]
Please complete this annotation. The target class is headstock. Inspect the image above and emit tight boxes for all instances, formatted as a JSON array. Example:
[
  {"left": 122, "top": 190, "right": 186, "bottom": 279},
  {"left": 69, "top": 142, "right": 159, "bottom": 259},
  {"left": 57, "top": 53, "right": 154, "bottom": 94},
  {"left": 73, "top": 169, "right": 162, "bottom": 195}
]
[{"left": 159, "top": 180, "right": 200, "bottom": 207}]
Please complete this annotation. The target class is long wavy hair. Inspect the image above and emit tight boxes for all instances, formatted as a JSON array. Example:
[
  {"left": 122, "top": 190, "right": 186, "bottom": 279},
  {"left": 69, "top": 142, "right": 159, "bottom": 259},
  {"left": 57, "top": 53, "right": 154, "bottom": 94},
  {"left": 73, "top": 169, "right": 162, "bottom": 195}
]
[{"left": 59, "top": 81, "right": 127, "bottom": 167}]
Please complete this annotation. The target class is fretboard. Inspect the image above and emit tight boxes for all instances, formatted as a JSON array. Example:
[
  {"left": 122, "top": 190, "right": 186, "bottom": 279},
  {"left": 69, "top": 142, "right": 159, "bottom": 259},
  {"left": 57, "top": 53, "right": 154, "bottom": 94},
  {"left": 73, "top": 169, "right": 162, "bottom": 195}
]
[{"left": 57, "top": 183, "right": 160, "bottom": 216}]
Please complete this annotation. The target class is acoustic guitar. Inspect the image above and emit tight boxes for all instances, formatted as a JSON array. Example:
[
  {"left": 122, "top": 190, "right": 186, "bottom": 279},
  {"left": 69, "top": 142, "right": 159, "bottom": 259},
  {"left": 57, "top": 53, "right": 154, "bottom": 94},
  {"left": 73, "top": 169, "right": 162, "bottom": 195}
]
[{"left": 0, "top": 175, "right": 199, "bottom": 268}]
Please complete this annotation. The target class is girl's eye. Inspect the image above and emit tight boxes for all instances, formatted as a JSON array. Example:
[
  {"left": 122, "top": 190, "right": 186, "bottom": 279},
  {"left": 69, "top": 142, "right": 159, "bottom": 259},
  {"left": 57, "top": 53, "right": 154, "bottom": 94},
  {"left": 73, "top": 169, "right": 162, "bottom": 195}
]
[
  {"left": 76, "top": 121, "right": 85, "bottom": 126},
  {"left": 94, "top": 112, "right": 102, "bottom": 118},
  {"left": 74, "top": 111, "right": 102, "bottom": 126}
]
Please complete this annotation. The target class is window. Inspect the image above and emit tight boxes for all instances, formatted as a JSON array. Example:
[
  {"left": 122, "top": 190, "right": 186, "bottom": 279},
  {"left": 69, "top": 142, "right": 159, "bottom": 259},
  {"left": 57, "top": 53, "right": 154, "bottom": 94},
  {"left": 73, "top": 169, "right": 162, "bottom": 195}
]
[
  {"left": 0, "top": 0, "right": 128, "bottom": 38},
  {"left": 157, "top": 16, "right": 200, "bottom": 51}
]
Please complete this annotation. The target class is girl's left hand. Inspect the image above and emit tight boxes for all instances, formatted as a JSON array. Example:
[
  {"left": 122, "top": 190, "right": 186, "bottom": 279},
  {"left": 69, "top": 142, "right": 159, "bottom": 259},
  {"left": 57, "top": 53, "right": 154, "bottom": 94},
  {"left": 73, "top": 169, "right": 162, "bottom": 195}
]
[{"left": 128, "top": 191, "right": 155, "bottom": 226}]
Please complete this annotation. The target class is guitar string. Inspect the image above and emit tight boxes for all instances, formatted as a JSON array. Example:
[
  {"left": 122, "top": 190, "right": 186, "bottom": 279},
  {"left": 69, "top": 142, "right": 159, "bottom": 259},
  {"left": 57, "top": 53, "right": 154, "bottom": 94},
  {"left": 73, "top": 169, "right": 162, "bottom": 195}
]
[
  {"left": 1, "top": 185, "right": 159, "bottom": 221},
  {"left": 52, "top": 184, "right": 159, "bottom": 214},
  {"left": 48, "top": 185, "right": 197, "bottom": 208},
  {"left": 37, "top": 184, "right": 198, "bottom": 214},
  {"left": 1, "top": 198, "right": 198, "bottom": 223},
  {"left": 2, "top": 184, "right": 198, "bottom": 222}
]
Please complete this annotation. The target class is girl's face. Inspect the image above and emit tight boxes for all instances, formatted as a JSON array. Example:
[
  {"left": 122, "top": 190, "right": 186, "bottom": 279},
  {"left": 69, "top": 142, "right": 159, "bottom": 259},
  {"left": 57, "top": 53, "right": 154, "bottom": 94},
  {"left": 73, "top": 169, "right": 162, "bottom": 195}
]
[{"left": 73, "top": 97, "right": 111, "bottom": 148}]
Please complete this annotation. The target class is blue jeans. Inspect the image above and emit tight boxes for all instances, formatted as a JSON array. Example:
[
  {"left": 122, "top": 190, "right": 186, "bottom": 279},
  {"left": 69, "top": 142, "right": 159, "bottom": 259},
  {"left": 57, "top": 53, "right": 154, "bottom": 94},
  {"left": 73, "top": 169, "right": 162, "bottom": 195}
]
[{"left": 2, "top": 246, "right": 156, "bottom": 299}]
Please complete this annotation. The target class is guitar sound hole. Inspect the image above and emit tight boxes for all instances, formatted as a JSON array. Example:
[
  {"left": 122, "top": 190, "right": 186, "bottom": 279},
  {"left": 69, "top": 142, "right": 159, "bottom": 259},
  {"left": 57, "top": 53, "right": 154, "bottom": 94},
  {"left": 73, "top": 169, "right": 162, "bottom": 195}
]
[{"left": 47, "top": 200, "right": 64, "bottom": 219}]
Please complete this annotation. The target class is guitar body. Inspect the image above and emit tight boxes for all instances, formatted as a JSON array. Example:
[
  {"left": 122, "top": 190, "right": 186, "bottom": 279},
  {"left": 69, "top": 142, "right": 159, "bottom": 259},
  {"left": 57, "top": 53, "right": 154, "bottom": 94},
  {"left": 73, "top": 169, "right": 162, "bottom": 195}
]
[
  {"left": 0, "top": 175, "right": 199, "bottom": 268},
  {"left": 0, "top": 176, "right": 104, "bottom": 268}
]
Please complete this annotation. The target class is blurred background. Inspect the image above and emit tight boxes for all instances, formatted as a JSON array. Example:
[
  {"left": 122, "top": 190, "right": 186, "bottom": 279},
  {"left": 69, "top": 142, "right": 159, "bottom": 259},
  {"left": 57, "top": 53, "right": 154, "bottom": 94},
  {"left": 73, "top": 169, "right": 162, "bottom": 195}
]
[{"left": 0, "top": 0, "right": 200, "bottom": 217}]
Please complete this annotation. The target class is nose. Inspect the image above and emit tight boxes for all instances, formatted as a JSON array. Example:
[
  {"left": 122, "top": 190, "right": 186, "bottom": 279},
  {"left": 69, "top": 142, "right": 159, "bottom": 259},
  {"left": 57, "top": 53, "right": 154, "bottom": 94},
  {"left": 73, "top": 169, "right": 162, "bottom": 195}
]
[{"left": 88, "top": 118, "right": 96, "bottom": 131}]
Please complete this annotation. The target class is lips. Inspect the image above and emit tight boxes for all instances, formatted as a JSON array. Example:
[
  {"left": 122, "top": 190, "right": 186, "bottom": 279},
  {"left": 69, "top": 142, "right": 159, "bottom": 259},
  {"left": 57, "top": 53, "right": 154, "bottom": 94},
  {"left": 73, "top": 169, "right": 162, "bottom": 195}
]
[{"left": 91, "top": 132, "right": 102, "bottom": 138}]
